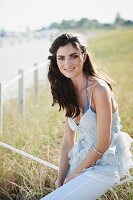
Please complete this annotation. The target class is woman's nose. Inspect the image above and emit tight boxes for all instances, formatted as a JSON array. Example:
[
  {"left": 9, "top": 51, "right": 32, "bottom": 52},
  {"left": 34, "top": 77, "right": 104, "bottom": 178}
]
[{"left": 64, "top": 59, "right": 71, "bottom": 67}]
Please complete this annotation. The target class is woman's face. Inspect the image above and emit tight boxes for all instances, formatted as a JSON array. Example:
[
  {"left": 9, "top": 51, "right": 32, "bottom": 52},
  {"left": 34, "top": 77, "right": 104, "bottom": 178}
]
[{"left": 56, "top": 43, "right": 85, "bottom": 79}]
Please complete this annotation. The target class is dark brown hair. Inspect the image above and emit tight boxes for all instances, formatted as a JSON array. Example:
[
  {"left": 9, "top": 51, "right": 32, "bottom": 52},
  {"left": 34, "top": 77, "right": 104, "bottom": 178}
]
[{"left": 48, "top": 33, "right": 114, "bottom": 118}]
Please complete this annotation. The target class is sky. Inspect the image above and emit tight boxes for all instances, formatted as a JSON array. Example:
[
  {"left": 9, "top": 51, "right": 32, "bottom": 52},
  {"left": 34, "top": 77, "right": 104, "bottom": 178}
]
[{"left": 0, "top": 0, "right": 133, "bottom": 31}]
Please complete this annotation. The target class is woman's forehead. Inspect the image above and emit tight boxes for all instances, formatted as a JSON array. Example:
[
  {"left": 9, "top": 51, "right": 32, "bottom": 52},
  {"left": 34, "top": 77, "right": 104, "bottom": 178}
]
[{"left": 56, "top": 44, "right": 80, "bottom": 56}]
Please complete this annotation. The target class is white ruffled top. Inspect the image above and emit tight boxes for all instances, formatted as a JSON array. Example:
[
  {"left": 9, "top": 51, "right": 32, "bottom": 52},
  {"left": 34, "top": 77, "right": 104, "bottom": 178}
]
[{"left": 66, "top": 82, "right": 133, "bottom": 180}]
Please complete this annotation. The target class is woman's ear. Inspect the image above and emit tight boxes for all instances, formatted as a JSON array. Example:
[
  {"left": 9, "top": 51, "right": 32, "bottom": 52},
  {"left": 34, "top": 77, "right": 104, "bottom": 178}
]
[{"left": 83, "top": 53, "right": 87, "bottom": 63}]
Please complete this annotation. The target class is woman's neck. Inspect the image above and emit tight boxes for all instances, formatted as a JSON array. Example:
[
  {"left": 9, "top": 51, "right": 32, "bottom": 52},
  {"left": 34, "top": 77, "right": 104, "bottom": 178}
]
[{"left": 71, "top": 73, "right": 87, "bottom": 94}]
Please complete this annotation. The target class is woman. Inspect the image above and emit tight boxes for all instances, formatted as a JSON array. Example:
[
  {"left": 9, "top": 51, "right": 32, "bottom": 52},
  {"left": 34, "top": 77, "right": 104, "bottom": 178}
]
[{"left": 41, "top": 33, "right": 133, "bottom": 200}]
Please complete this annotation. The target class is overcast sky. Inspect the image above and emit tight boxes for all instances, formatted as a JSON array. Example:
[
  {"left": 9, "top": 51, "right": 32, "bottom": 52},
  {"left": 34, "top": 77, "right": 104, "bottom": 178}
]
[{"left": 0, "top": 0, "right": 133, "bottom": 31}]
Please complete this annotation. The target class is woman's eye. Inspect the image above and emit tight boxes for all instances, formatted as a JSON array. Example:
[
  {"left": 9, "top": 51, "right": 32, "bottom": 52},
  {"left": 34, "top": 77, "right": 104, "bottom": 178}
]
[
  {"left": 57, "top": 57, "right": 64, "bottom": 61},
  {"left": 71, "top": 55, "right": 78, "bottom": 59}
]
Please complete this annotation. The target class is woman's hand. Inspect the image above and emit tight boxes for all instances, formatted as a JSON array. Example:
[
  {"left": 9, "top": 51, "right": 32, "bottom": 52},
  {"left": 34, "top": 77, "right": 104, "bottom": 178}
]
[
  {"left": 63, "top": 173, "right": 78, "bottom": 184},
  {"left": 55, "top": 178, "right": 62, "bottom": 188}
]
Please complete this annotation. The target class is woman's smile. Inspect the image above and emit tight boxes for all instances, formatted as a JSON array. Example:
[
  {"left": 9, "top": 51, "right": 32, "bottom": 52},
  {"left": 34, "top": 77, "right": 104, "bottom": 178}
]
[{"left": 64, "top": 67, "right": 76, "bottom": 72}]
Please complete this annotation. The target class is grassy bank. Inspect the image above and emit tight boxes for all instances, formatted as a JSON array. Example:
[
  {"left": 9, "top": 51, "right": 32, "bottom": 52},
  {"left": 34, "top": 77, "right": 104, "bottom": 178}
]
[
  {"left": 0, "top": 28, "right": 133, "bottom": 199},
  {"left": 89, "top": 28, "right": 133, "bottom": 134},
  {"left": 0, "top": 85, "right": 64, "bottom": 199}
]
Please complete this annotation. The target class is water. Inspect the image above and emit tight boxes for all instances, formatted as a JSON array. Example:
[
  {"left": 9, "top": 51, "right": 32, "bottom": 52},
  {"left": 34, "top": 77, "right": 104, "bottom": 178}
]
[
  {"left": 0, "top": 37, "right": 51, "bottom": 99},
  {"left": 0, "top": 32, "right": 92, "bottom": 99}
]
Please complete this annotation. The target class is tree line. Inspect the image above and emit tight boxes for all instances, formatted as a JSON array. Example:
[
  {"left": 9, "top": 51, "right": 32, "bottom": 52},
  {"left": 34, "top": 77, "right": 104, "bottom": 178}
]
[{"left": 49, "top": 13, "right": 133, "bottom": 30}]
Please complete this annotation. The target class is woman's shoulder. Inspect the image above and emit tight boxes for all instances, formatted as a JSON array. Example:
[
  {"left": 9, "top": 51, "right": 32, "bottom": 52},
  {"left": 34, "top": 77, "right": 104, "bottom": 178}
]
[
  {"left": 87, "top": 77, "right": 110, "bottom": 92},
  {"left": 87, "top": 78, "right": 112, "bottom": 102},
  {"left": 87, "top": 76, "right": 117, "bottom": 111}
]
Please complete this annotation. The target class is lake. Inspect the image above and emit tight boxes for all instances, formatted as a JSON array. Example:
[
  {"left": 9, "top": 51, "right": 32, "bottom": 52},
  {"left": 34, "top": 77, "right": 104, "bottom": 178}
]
[{"left": 0, "top": 36, "right": 51, "bottom": 99}]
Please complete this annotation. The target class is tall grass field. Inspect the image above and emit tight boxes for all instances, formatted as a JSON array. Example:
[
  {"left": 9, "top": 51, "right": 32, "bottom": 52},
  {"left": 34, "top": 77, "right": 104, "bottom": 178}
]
[{"left": 0, "top": 28, "right": 133, "bottom": 199}]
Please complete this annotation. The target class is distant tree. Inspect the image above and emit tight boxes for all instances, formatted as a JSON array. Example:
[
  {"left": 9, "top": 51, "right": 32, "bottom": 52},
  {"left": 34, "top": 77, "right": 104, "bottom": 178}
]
[
  {"left": 123, "top": 20, "right": 133, "bottom": 26},
  {"left": 90, "top": 19, "right": 100, "bottom": 28},
  {"left": 101, "top": 23, "right": 113, "bottom": 29},
  {"left": 60, "top": 19, "right": 77, "bottom": 29},
  {"left": 114, "top": 12, "right": 125, "bottom": 26},
  {"left": 77, "top": 18, "right": 91, "bottom": 28},
  {"left": 49, "top": 22, "right": 60, "bottom": 29}
]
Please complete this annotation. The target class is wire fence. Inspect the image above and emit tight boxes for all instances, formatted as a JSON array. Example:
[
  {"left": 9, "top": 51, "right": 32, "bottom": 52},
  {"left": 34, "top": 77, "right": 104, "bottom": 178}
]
[{"left": 0, "top": 61, "right": 58, "bottom": 171}]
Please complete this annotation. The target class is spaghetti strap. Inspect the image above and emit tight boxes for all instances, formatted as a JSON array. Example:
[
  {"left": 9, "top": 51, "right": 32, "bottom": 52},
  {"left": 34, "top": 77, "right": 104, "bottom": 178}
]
[
  {"left": 89, "top": 80, "right": 117, "bottom": 110},
  {"left": 89, "top": 82, "right": 99, "bottom": 106},
  {"left": 85, "top": 79, "right": 107, "bottom": 109}
]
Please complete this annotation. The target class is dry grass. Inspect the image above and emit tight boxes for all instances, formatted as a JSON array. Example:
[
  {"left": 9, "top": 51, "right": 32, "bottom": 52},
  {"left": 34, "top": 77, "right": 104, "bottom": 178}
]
[{"left": 0, "top": 28, "right": 133, "bottom": 199}]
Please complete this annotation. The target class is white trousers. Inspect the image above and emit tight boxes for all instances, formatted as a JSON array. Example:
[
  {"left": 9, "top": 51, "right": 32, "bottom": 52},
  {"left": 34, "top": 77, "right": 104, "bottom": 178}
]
[{"left": 40, "top": 170, "right": 119, "bottom": 200}]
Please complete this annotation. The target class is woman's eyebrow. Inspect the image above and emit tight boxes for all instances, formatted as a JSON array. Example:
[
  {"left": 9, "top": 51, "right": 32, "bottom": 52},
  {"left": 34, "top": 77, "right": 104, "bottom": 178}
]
[
  {"left": 57, "top": 55, "right": 65, "bottom": 58},
  {"left": 69, "top": 53, "right": 78, "bottom": 56},
  {"left": 57, "top": 53, "right": 78, "bottom": 57}
]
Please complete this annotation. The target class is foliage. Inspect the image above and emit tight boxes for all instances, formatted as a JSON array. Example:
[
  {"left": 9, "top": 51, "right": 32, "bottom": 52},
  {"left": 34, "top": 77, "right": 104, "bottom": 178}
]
[{"left": 49, "top": 14, "right": 133, "bottom": 30}]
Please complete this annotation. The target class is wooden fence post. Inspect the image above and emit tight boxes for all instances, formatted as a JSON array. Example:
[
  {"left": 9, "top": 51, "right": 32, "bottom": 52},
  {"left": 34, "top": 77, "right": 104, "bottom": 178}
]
[
  {"left": 34, "top": 63, "right": 39, "bottom": 103},
  {"left": 18, "top": 69, "right": 24, "bottom": 115},
  {"left": 0, "top": 83, "right": 3, "bottom": 134}
]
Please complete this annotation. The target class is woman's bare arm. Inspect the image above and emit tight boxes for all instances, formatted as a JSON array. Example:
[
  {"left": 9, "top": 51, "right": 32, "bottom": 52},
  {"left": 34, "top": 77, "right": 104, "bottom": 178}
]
[{"left": 57, "top": 118, "right": 76, "bottom": 185}]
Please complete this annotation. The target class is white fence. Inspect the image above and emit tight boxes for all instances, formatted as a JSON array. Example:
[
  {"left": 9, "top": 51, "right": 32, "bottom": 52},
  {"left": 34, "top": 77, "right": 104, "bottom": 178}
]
[
  {"left": 0, "top": 60, "right": 59, "bottom": 171},
  {"left": 0, "top": 141, "right": 58, "bottom": 171},
  {"left": 0, "top": 62, "right": 46, "bottom": 134}
]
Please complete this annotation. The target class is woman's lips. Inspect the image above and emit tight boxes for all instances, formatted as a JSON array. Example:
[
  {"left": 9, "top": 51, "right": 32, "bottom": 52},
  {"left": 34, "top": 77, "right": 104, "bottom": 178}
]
[{"left": 64, "top": 68, "right": 75, "bottom": 72}]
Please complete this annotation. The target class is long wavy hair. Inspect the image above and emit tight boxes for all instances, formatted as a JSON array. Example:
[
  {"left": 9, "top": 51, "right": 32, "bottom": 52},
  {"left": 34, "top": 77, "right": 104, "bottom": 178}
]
[{"left": 48, "top": 33, "right": 115, "bottom": 118}]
